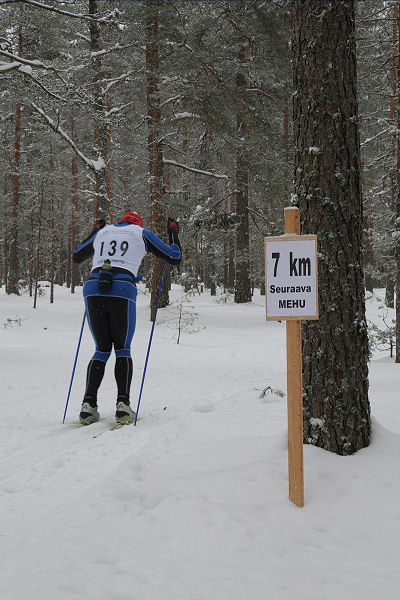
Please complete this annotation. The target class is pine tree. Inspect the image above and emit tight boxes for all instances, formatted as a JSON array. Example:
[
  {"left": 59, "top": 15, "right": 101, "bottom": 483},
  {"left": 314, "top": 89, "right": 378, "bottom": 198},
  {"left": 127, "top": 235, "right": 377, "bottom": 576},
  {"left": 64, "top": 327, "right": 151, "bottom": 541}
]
[{"left": 292, "top": 0, "right": 371, "bottom": 455}]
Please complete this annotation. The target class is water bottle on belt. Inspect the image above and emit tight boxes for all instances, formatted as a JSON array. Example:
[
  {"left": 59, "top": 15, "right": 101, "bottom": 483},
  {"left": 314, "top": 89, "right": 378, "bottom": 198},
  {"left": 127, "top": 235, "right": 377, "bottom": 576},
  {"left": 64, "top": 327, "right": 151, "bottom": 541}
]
[{"left": 98, "top": 259, "right": 113, "bottom": 293}]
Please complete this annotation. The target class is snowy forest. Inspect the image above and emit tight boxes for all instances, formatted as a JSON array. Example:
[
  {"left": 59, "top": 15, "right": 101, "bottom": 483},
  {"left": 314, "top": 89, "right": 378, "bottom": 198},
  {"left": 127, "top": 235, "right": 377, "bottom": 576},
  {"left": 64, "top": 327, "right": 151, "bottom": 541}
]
[
  {"left": 1, "top": 0, "right": 293, "bottom": 306},
  {"left": 3, "top": 0, "right": 400, "bottom": 453},
  {"left": 1, "top": 3, "right": 400, "bottom": 598},
  {"left": 2, "top": 1, "right": 398, "bottom": 311}
]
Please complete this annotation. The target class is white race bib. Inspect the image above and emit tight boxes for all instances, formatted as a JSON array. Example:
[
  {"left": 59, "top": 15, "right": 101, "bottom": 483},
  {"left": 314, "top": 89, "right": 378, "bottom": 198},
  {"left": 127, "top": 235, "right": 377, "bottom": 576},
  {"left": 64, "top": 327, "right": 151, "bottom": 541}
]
[{"left": 91, "top": 224, "right": 146, "bottom": 276}]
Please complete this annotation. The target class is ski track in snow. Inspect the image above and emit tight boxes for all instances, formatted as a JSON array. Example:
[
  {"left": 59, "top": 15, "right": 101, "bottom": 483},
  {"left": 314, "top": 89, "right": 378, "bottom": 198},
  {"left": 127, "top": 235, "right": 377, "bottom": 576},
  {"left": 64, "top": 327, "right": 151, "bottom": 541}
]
[{"left": 0, "top": 286, "right": 399, "bottom": 600}]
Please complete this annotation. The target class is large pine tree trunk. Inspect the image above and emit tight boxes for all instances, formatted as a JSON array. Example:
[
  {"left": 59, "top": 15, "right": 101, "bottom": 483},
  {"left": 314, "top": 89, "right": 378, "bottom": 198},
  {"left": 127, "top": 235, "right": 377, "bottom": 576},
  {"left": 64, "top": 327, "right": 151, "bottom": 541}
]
[
  {"left": 145, "top": 1, "right": 169, "bottom": 321},
  {"left": 293, "top": 0, "right": 370, "bottom": 455}
]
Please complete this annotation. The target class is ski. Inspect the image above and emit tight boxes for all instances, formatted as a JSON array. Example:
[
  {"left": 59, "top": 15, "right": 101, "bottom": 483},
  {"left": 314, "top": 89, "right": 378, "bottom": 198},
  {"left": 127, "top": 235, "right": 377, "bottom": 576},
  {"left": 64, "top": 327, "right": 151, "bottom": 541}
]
[
  {"left": 66, "top": 417, "right": 139, "bottom": 434},
  {"left": 110, "top": 422, "right": 131, "bottom": 431},
  {"left": 66, "top": 417, "right": 106, "bottom": 429},
  {"left": 110, "top": 419, "right": 138, "bottom": 431}
]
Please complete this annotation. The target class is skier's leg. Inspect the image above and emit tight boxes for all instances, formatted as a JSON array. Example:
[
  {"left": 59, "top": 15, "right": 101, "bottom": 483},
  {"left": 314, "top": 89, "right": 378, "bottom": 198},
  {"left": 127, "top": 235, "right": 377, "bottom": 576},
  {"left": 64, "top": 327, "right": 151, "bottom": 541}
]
[
  {"left": 109, "top": 297, "right": 136, "bottom": 422},
  {"left": 109, "top": 297, "right": 136, "bottom": 398},
  {"left": 114, "top": 355, "right": 133, "bottom": 398},
  {"left": 83, "top": 297, "right": 112, "bottom": 405}
]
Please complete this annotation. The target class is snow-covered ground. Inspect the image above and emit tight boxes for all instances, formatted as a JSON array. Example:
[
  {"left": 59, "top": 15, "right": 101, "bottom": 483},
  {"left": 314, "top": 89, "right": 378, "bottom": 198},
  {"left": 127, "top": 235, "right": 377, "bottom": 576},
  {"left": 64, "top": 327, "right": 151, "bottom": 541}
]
[{"left": 0, "top": 285, "right": 399, "bottom": 600}]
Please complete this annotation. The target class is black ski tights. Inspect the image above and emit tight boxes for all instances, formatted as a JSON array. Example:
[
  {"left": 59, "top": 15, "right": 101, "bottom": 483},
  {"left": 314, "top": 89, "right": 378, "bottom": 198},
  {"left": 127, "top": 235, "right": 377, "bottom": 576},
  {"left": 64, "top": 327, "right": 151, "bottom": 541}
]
[
  {"left": 84, "top": 357, "right": 133, "bottom": 406},
  {"left": 83, "top": 295, "right": 136, "bottom": 406}
]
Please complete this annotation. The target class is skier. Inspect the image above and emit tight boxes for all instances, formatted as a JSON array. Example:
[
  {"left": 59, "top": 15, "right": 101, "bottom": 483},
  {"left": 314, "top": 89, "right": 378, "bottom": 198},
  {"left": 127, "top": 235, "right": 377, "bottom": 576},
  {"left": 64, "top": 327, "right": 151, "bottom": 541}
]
[{"left": 73, "top": 212, "right": 181, "bottom": 424}]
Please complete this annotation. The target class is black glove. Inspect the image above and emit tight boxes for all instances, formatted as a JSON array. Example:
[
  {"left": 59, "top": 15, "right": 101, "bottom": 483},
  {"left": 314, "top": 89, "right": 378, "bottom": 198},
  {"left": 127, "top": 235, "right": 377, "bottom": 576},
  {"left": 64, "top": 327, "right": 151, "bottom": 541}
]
[
  {"left": 167, "top": 217, "right": 179, "bottom": 234},
  {"left": 92, "top": 219, "right": 106, "bottom": 232}
]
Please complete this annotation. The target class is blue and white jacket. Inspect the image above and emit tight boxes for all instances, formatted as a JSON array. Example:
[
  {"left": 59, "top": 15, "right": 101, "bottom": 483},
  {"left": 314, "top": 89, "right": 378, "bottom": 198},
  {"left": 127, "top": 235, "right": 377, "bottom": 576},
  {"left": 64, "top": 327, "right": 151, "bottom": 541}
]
[{"left": 73, "top": 222, "right": 181, "bottom": 302}]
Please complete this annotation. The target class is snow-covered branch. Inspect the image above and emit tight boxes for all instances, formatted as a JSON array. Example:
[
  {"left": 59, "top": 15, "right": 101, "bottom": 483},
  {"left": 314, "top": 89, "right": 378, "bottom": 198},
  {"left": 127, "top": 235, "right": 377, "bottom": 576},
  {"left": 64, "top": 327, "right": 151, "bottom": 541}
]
[
  {"left": 160, "top": 94, "right": 182, "bottom": 107},
  {"left": 361, "top": 127, "right": 393, "bottom": 147},
  {"left": 163, "top": 158, "right": 229, "bottom": 181},
  {"left": 103, "top": 70, "right": 135, "bottom": 94},
  {"left": 0, "top": 49, "right": 51, "bottom": 70},
  {"left": 91, "top": 43, "right": 136, "bottom": 59},
  {"left": 24, "top": 71, "right": 66, "bottom": 101},
  {"left": 105, "top": 102, "right": 134, "bottom": 118},
  {"left": 30, "top": 102, "right": 102, "bottom": 173},
  {"left": 172, "top": 112, "right": 202, "bottom": 122},
  {"left": 1, "top": 53, "right": 66, "bottom": 100},
  {"left": 0, "top": 60, "right": 27, "bottom": 74},
  {"left": 2, "top": 0, "right": 121, "bottom": 24}
]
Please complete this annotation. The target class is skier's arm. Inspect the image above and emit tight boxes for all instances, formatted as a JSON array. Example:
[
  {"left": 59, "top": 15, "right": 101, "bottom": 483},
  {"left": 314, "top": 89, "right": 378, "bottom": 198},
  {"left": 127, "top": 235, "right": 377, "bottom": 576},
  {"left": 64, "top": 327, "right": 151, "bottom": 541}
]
[
  {"left": 73, "top": 219, "right": 106, "bottom": 264},
  {"left": 142, "top": 219, "right": 181, "bottom": 265}
]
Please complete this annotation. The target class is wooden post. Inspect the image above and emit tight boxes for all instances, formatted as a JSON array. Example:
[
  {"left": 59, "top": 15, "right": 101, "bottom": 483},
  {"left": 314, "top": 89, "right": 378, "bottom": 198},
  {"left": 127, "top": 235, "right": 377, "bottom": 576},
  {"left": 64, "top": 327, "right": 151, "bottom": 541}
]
[{"left": 284, "top": 207, "right": 304, "bottom": 507}]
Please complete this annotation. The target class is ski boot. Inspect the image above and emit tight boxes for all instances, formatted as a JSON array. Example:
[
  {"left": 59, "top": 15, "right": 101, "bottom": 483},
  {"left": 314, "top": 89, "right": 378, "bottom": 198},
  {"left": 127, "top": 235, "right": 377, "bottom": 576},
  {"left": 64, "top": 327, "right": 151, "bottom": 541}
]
[
  {"left": 79, "top": 398, "right": 100, "bottom": 425},
  {"left": 115, "top": 396, "right": 136, "bottom": 424}
]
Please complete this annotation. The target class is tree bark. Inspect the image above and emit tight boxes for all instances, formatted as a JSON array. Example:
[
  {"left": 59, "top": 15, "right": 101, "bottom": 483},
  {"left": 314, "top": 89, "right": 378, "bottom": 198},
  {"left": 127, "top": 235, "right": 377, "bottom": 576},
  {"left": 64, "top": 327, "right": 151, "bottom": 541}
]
[
  {"left": 234, "top": 42, "right": 252, "bottom": 304},
  {"left": 3, "top": 140, "right": 9, "bottom": 292},
  {"left": 49, "top": 143, "right": 55, "bottom": 304},
  {"left": 396, "top": 6, "right": 400, "bottom": 362},
  {"left": 89, "top": 0, "right": 108, "bottom": 220},
  {"left": 145, "top": 1, "right": 169, "bottom": 321},
  {"left": 293, "top": 0, "right": 370, "bottom": 455},
  {"left": 8, "top": 25, "right": 23, "bottom": 295},
  {"left": 71, "top": 107, "right": 79, "bottom": 294},
  {"left": 33, "top": 182, "right": 44, "bottom": 309}
]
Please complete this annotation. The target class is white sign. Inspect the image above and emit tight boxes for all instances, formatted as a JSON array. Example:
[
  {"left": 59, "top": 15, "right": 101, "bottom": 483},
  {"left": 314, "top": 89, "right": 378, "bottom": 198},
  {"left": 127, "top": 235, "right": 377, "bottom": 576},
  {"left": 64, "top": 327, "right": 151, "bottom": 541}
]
[{"left": 264, "top": 235, "right": 318, "bottom": 321}]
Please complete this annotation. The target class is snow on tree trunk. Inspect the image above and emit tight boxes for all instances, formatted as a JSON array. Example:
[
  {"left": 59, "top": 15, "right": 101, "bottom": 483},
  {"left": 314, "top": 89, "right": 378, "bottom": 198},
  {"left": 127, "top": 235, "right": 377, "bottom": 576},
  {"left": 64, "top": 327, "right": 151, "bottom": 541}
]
[{"left": 292, "top": 0, "right": 371, "bottom": 455}]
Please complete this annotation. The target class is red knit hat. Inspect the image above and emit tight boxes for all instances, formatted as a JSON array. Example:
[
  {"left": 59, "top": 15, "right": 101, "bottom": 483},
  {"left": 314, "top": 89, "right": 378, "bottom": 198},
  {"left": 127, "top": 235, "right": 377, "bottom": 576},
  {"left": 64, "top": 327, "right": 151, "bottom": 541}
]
[{"left": 119, "top": 212, "right": 143, "bottom": 227}]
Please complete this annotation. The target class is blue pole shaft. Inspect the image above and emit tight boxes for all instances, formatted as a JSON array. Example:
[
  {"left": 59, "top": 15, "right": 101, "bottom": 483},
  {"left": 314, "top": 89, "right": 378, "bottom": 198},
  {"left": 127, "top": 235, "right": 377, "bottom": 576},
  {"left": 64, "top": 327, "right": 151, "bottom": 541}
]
[
  {"left": 134, "top": 262, "right": 167, "bottom": 425},
  {"left": 63, "top": 313, "right": 86, "bottom": 424}
]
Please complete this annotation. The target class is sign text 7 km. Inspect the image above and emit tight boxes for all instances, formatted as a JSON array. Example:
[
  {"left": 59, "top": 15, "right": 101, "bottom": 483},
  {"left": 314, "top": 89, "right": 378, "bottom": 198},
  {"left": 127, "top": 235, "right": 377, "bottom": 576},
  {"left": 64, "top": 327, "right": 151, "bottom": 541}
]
[{"left": 264, "top": 234, "right": 318, "bottom": 321}]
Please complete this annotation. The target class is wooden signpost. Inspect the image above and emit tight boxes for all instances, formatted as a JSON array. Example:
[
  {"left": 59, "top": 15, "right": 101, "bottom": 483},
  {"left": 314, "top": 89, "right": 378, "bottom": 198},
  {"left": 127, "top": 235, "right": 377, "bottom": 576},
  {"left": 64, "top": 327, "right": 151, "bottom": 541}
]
[{"left": 264, "top": 207, "right": 319, "bottom": 507}]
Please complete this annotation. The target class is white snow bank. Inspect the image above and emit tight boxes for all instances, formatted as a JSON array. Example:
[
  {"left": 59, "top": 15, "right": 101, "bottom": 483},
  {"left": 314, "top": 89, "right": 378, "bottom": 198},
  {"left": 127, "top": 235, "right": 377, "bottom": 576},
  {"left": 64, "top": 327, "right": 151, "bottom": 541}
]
[{"left": 0, "top": 286, "right": 399, "bottom": 599}]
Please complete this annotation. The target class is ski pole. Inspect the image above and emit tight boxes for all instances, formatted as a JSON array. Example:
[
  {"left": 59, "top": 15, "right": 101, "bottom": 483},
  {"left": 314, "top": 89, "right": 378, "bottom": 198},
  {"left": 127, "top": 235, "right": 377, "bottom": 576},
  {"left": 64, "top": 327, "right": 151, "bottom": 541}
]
[
  {"left": 63, "top": 312, "right": 86, "bottom": 424},
  {"left": 135, "top": 262, "right": 167, "bottom": 425}
]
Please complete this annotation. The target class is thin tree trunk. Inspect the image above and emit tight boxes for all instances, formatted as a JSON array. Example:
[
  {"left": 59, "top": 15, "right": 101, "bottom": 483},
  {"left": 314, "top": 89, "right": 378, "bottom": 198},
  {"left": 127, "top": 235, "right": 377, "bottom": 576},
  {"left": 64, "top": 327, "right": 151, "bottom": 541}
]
[
  {"left": 3, "top": 153, "right": 9, "bottom": 292},
  {"left": 228, "top": 176, "right": 235, "bottom": 291},
  {"left": 395, "top": 6, "right": 400, "bottom": 362},
  {"left": 386, "top": 4, "right": 398, "bottom": 307},
  {"left": 363, "top": 160, "right": 374, "bottom": 293},
  {"left": 145, "top": 1, "right": 169, "bottom": 321},
  {"left": 234, "top": 42, "right": 252, "bottom": 304},
  {"left": 89, "top": 0, "right": 108, "bottom": 219},
  {"left": 33, "top": 183, "right": 44, "bottom": 309},
  {"left": 182, "top": 121, "right": 189, "bottom": 205},
  {"left": 8, "top": 25, "right": 23, "bottom": 295},
  {"left": 123, "top": 157, "right": 130, "bottom": 213},
  {"left": 71, "top": 108, "right": 78, "bottom": 294},
  {"left": 49, "top": 143, "right": 55, "bottom": 303}
]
